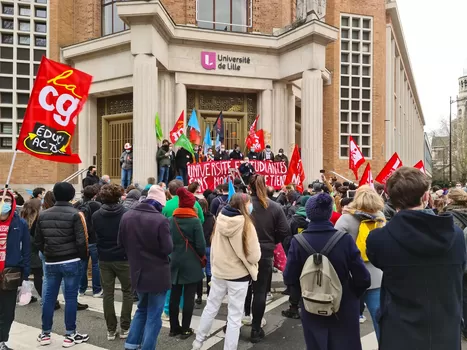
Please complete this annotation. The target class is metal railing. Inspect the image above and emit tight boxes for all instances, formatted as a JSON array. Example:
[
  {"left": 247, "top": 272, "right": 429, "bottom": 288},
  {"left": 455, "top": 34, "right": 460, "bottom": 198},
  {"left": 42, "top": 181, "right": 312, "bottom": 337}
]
[{"left": 62, "top": 168, "right": 88, "bottom": 184}]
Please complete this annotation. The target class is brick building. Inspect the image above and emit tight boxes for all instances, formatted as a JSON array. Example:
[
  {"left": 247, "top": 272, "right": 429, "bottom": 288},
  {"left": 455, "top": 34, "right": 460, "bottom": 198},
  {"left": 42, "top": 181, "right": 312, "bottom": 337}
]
[{"left": 0, "top": 0, "right": 424, "bottom": 188}]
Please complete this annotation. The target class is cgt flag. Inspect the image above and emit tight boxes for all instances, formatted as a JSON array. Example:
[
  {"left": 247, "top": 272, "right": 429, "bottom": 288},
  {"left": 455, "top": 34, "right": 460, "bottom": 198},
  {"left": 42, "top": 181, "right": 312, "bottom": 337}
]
[
  {"left": 170, "top": 111, "right": 185, "bottom": 144},
  {"left": 375, "top": 152, "right": 403, "bottom": 185},
  {"left": 349, "top": 136, "right": 365, "bottom": 180},
  {"left": 16, "top": 57, "right": 92, "bottom": 163},
  {"left": 413, "top": 160, "right": 426, "bottom": 174},
  {"left": 285, "top": 145, "right": 305, "bottom": 193},
  {"left": 359, "top": 163, "right": 374, "bottom": 189}
]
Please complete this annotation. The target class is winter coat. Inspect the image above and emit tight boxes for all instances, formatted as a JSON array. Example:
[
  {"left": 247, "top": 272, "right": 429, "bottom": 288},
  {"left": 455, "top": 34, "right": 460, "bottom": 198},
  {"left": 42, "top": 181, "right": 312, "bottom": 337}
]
[
  {"left": 92, "top": 204, "right": 128, "bottom": 261},
  {"left": 274, "top": 153, "right": 289, "bottom": 167},
  {"left": 283, "top": 221, "right": 370, "bottom": 350},
  {"left": 229, "top": 150, "right": 243, "bottom": 160},
  {"left": 239, "top": 163, "right": 255, "bottom": 177},
  {"left": 383, "top": 199, "right": 397, "bottom": 222},
  {"left": 76, "top": 199, "right": 101, "bottom": 244},
  {"left": 122, "top": 189, "right": 141, "bottom": 209},
  {"left": 210, "top": 195, "right": 228, "bottom": 216},
  {"left": 5, "top": 213, "right": 31, "bottom": 280},
  {"left": 162, "top": 196, "right": 205, "bottom": 223},
  {"left": 211, "top": 206, "right": 261, "bottom": 281},
  {"left": 175, "top": 148, "right": 193, "bottom": 169},
  {"left": 259, "top": 150, "right": 274, "bottom": 161},
  {"left": 119, "top": 202, "right": 173, "bottom": 293},
  {"left": 202, "top": 211, "right": 215, "bottom": 247},
  {"left": 35, "top": 202, "right": 87, "bottom": 263},
  {"left": 367, "top": 210, "right": 466, "bottom": 350},
  {"left": 247, "top": 151, "right": 259, "bottom": 160},
  {"left": 334, "top": 211, "right": 384, "bottom": 289},
  {"left": 442, "top": 204, "right": 467, "bottom": 230},
  {"left": 251, "top": 196, "right": 290, "bottom": 259},
  {"left": 157, "top": 146, "right": 171, "bottom": 167},
  {"left": 82, "top": 171, "right": 99, "bottom": 188},
  {"left": 214, "top": 151, "right": 229, "bottom": 161},
  {"left": 120, "top": 150, "right": 133, "bottom": 170},
  {"left": 169, "top": 215, "right": 206, "bottom": 285},
  {"left": 29, "top": 219, "right": 42, "bottom": 269},
  {"left": 283, "top": 207, "right": 308, "bottom": 254}
]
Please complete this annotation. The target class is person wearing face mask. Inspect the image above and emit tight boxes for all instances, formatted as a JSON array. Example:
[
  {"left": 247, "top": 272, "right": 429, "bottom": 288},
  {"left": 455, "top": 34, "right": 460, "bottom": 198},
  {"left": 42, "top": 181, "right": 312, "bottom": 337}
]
[
  {"left": 0, "top": 190, "right": 30, "bottom": 350},
  {"left": 229, "top": 144, "right": 244, "bottom": 160},
  {"left": 214, "top": 145, "right": 229, "bottom": 161},
  {"left": 193, "top": 193, "right": 261, "bottom": 350},
  {"left": 239, "top": 158, "right": 255, "bottom": 186},
  {"left": 157, "top": 140, "right": 172, "bottom": 187},
  {"left": 120, "top": 143, "right": 133, "bottom": 189},
  {"left": 203, "top": 148, "right": 215, "bottom": 162},
  {"left": 83, "top": 166, "right": 99, "bottom": 189},
  {"left": 274, "top": 148, "right": 289, "bottom": 167},
  {"left": 176, "top": 147, "right": 193, "bottom": 186},
  {"left": 247, "top": 147, "right": 259, "bottom": 160},
  {"left": 99, "top": 175, "right": 111, "bottom": 187},
  {"left": 259, "top": 145, "right": 274, "bottom": 162}
]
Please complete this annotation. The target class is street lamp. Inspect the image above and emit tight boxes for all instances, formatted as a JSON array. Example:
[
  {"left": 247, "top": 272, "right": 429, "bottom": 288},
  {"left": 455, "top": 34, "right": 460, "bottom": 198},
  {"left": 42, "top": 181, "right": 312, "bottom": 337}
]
[{"left": 449, "top": 95, "right": 467, "bottom": 183}]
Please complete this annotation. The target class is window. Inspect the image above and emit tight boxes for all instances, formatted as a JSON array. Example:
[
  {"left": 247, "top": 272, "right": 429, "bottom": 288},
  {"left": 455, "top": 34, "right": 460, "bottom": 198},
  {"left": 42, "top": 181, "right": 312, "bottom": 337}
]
[
  {"left": 35, "top": 21, "right": 45, "bottom": 32},
  {"left": 0, "top": 61, "right": 13, "bottom": 74},
  {"left": 17, "top": 62, "right": 29, "bottom": 75},
  {"left": 0, "top": 137, "right": 12, "bottom": 149},
  {"left": 0, "top": 92, "right": 12, "bottom": 104},
  {"left": 1, "top": 33, "right": 13, "bottom": 44},
  {"left": 17, "top": 78, "right": 29, "bottom": 90},
  {"left": 36, "top": 0, "right": 47, "bottom": 3},
  {"left": 339, "top": 14, "right": 373, "bottom": 158},
  {"left": 19, "top": 6, "right": 31, "bottom": 16},
  {"left": 18, "top": 34, "right": 30, "bottom": 45},
  {"left": 35, "top": 36, "right": 46, "bottom": 46},
  {"left": 19, "top": 20, "right": 30, "bottom": 31},
  {"left": 196, "top": 0, "right": 251, "bottom": 32},
  {"left": 17, "top": 48, "right": 29, "bottom": 60},
  {"left": 2, "top": 4, "right": 14, "bottom": 15},
  {"left": 101, "top": 0, "right": 129, "bottom": 36},
  {"left": 0, "top": 123, "right": 12, "bottom": 134},
  {"left": 17, "top": 93, "right": 29, "bottom": 105},
  {"left": 0, "top": 107, "right": 12, "bottom": 118},
  {"left": 33, "top": 49, "right": 45, "bottom": 61},
  {"left": 35, "top": 8, "right": 46, "bottom": 18},
  {"left": 2, "top": 19, "right": 13, "bottom": 29}
]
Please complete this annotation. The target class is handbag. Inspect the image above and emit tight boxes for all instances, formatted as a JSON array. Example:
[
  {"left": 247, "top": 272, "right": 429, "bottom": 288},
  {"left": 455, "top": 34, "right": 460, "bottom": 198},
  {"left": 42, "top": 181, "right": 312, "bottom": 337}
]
[
  {"left": 173, "top": 218, "right": 207, "bottom": 268},
  {"left": 0, "top": 267, "right": 23, "bottom": 291}
]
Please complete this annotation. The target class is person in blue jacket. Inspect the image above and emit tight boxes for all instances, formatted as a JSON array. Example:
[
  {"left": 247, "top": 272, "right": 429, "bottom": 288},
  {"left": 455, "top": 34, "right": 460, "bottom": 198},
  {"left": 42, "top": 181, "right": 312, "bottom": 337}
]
[{"left": 0, "top": 190, "right": 30, "bottom": 350}]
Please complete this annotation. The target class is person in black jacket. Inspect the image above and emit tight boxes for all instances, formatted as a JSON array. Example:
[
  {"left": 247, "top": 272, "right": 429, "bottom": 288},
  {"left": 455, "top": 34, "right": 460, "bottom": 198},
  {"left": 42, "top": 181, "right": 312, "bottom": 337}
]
[
  {"left": 214, "top": 145, "right": 229, "bottom": 161},
  {"left": 367, "top": 167, "right": 466, "bottom": 350},
  {"left": 247, "top": 147, "right": 260, "bottom": 160},
  {"left": 92, "top": 184, "right": 132, "bottom": 340},
  {"left": 175, "top": 147, "right": 193, "bottom": 186},
  {"left": 244, "top": 175, "right": 289, "bottom": 343},
  {"left": 35, "top": 182, "right": 90, "bottom": 347},
  {"left": 239, "top": 158, "right": 255, "bottom": 185},
  {"left": 82, "top": 165, "right": 99, "bottom": 189},
  {"left": 229, "top": 144, "right": 243, "bottom": 160}
]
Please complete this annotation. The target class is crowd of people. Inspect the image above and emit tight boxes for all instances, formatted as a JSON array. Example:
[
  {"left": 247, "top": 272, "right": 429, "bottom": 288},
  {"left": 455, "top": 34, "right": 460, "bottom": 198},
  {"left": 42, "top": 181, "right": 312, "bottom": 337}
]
[{"left": 0, "top": 164, "right": 466, "bottom": 350}]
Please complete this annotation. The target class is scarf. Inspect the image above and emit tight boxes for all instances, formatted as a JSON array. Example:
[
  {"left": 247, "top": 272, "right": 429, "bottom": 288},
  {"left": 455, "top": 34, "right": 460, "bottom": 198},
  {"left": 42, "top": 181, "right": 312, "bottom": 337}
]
[
  {"left": 0, "top": 192, "right": 16, "bottom": 273},
  {"left": 142, "top": 198, "right": 163, "bottom": 213},
  {"left": 173, "top": 207, "right": 198, "bottom": 218}
]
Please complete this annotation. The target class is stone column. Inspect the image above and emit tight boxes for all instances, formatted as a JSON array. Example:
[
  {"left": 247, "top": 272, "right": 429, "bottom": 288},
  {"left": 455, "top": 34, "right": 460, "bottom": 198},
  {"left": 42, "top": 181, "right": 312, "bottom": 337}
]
[
  {"left": 78, "top": 96, "right": 97, "bottom": 167},
  {"left": 133, "top": 54, "right": 158, "bottom": 186},
  {"left": 301, "top": 70, "right": 323, "bottom": 181},
  {"left": 261, "top": 89, "right": 272, "bottom": 146},
  {"left": 272, "top": 82, "right": 288, "bottom": 150},
  {"left": 287, "top": 85, "right": 296, "bottom": 154},
  {"left": 175, "top": 83, "right": 187, "bottom": 127},
  {"left": 159, "top": 72, "right": 175, "bottom": 143}
]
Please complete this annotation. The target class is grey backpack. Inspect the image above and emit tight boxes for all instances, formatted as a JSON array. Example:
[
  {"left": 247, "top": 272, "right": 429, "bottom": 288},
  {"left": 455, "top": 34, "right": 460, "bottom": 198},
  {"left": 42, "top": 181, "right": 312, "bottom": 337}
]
[{"left": 295, "top": 232, "right": 345, "bottom": 316}]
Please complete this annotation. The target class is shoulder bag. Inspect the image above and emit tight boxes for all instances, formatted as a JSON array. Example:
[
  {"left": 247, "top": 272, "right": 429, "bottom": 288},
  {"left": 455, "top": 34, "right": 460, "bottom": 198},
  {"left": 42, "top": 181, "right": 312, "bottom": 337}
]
[{"left": 0, "top": 267, "right": 22, "bottom": 291}]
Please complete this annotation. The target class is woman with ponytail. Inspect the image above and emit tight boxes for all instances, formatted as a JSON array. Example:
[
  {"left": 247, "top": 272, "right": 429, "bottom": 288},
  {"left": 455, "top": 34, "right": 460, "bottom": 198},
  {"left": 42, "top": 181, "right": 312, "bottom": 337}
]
[{"left": 192, "top": 193, "right": 261, "bottom": 350}]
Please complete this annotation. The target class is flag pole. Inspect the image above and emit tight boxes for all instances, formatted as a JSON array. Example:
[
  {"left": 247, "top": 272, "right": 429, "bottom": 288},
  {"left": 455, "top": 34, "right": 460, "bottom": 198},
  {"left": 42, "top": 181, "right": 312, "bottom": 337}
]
[
  {"left": 1, "top": 150, "right": 18, "bottom": 204},
  {"left": 329, "top": 170, "right": 355, "bottom": 184}
]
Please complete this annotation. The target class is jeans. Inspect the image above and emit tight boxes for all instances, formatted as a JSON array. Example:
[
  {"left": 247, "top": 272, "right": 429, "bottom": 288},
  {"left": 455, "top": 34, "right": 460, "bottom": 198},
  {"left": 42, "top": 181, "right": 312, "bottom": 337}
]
[
  {"left": 244, "top": 258, "right": 273, "bottom": 330},
  {"left": 363, "top": 288, "right": 381, "bottom": 341},
  {"left": 79, "top": 243, "right": 101, "bottom": 295},
  {"left": 100, "top": 261, "right": 133, "bottom": 332},
  {"left": 195, "top": 276, "right": 249, "bottom": 350},
  {"left": 158, "top": 166, "right": 169, "bottom": 186},
  {"left": 42, "top": 261, "right": 81, "bottom": 335},
  {"left": 0, "top": 289, "right": 17, "bottom": 342},
  {"left": 125, "top": 292, "right": 166, "bottom": 350},
  {"left": 179, "top": 167, "right": 188, "bottom": 186},
  {"left": 121, "top": 168, "right": 132, "bottom": 189},
  {"left": 169, "top": 283, "right": 197, "bottom": 332}
]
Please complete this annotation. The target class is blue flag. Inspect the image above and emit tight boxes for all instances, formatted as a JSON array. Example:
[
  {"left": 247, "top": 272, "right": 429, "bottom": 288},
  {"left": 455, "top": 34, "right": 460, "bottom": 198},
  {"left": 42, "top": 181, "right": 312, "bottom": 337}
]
[
  {"left": 188, "top": 109, "right": 200, "bottom": 132},
  {"left": 228, "top": 180, "right": 236, "bottom": 201},
  {"left": 215, "top": 134, "right": 221, "bottom": 151},
  {"left": 203, "top": 126, "right": 212, "bottom": 154}
]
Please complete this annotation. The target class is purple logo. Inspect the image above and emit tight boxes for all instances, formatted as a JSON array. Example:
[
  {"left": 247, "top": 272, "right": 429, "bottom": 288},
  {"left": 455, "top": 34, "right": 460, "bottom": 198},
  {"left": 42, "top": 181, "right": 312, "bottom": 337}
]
[{"left": 201, "top": 51, "right": 216, "bottom": 70}]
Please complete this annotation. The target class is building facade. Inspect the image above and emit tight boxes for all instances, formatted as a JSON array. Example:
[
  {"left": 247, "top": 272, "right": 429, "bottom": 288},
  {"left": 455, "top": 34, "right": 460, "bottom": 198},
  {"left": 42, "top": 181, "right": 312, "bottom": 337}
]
[{"left": 0, "top": 0, "right": 425, "bottom": 187}]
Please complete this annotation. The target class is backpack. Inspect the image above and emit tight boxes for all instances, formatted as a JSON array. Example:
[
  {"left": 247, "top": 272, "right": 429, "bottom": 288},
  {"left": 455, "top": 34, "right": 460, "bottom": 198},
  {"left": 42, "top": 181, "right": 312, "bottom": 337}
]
[
  {"left": 356, "top": 220, "right": 384, "bottom": 262},
  {"left": 295, "top": 232, "right": 345, "bottom": 317},
  {"left": 215, "top": 197, "right": 228, "bottom": 217}
]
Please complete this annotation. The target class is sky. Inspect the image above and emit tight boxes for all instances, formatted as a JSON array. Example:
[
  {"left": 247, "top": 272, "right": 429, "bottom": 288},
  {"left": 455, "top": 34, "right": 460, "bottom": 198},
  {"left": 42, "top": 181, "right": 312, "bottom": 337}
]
[{"left": 396, "top": 0, "right": 467, "bottom": 132}]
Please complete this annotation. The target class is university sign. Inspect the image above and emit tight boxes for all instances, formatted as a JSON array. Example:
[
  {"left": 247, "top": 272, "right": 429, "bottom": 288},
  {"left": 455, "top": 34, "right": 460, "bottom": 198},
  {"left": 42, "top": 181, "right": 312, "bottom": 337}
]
[{"left": 201, "top": 51, "right": 251, "bottom": 71}]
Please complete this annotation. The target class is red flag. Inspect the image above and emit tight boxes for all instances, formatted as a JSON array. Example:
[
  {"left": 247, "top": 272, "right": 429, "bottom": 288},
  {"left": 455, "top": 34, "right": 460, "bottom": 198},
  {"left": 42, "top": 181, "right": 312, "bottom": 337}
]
[
  {"left": 16, "top": 57, "right": 92, "bottom": 163},
  {"left": 413, "top": 160, "right": 426, "bottom": 174},
  {"left": 249, "top": 115, "right": 259, "bottom": 136},
  {"left": 189, "top": 127, "right": 201, "bottom": 145},
  {"left": 349, "top": 136, "right": 365, "bottom": 180},
  {"left": 359, "top": 163, "right": 374, "bottom": 189},
  {"left": 375, "top": 152, "right": 403, "bottom": 185},
  {"left": 170, "top": 111, "right": 185, "bottom": 144},
  {"left": 285, "top": 145, "right": 305, "bottom": 192},
  {"left": 246, "top": 129, "right": 265, "bottom": 152}
]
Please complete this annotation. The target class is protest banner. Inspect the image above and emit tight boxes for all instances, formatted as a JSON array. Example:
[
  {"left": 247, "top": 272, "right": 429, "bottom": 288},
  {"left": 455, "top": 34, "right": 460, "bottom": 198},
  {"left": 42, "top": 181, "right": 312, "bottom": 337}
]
[{"left": 188, "top": 160, "right": 287, "bottom": 192}]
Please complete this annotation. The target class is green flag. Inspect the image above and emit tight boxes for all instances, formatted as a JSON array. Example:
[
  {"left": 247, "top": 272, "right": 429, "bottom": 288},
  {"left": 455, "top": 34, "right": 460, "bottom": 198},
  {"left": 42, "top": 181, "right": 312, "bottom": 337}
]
[
  {"left": 175, "top": 134, "right": 195, "bottom": 155},
  {"left": 155, "top": 113, "right": 163, "bottom": 141}
]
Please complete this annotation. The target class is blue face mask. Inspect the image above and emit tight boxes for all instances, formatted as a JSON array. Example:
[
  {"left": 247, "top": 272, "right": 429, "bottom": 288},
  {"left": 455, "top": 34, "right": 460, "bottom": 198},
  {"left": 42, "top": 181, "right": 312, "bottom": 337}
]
[
  {"left": 248, "top": 203, "right": 253, "bottom": 214},
  {"left": 1, "top": 203, "right": 11, "bottom": 215}
]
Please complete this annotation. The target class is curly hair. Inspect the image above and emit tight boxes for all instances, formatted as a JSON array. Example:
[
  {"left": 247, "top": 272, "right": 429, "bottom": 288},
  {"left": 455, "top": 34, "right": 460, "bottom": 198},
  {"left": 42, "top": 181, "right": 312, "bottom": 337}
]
[{"left": 99, "top": 184, "right": 124, "bottom": 204}]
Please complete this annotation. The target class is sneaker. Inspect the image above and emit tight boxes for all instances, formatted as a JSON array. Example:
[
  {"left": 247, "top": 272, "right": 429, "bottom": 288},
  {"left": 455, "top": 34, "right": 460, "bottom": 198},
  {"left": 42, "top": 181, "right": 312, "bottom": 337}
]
[
  {"left": 119, "top": 329, "right": 129, "bottom": 339},
  {"left": 266, "top": 292, "right": 273, "bottom": 303},
  {"left": 93, "top": 290, "right": 103, "bottom": 298},
  {"left": 77, "top": 302, "right": 88, "bottom": 311},
  {"left": 29, "top": 296, "right": 38, "bottom": 304},
  {"left": 282, "top": 307, "right": 300, "bottom": 319},
  {"left": 359, "top": 315, "right": 367, "bottom": 324},
  {"left": 180, "top": 328, "right": 194, "bottom": 340},
  {"left": 62, "top": 332, "right": 89, "bottom": 348},
  {"left": 195, "top": 297, "right": 202, "bottom": 305},
  {"left": 191, "top": 339, "right": 202, "bottom": 350},
  {"left": 0, "top": 342, "right": 13, "bottom": 350},
  {"left": 78, "top": 292, "right": 85, "bottom": 297},
  {"left": 37, "top": 332, "right": 52, "bottom": 346},
  {"left": 242, "top": 315, "right": 252, "bottom": 326},
  {"left": 107, "top": 331, "right": 117, "bottom": 341},
  {"left": 250, "top": 328, "right": 265, "bottom": 344},
  {"left": 161, "top": 312, "right": 170, "bottom": 321},
  {"left": 54, "top": 301, "right": 61, "bottom": 310},
  {"left": 261, "top": 318, "right": 267, "bottom": 327}
]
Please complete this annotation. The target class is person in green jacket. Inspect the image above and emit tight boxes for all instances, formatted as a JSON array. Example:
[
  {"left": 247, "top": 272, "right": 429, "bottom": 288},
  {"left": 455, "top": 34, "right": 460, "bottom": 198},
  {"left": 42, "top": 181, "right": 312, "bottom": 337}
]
[{"left": 162, "top": 180, "right": 204, "bottom": 224}]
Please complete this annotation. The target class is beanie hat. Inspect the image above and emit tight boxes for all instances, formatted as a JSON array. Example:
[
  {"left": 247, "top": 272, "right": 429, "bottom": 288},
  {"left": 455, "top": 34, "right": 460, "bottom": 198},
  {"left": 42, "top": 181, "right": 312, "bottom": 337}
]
[
  {"left": 177, "top": 187, "right": 195, "bottom": 208},
  {"left": 300, "top": 195, "right": 311, "bottom": 207},
  {"left": 53, "top": 182, "right": 75, "bottom": 202},
  {"left": 306, "top": 193, "right": 333, "bottom": 222},
  {"left": 147, "top": 185, "right": 166, "bottom": 207}
]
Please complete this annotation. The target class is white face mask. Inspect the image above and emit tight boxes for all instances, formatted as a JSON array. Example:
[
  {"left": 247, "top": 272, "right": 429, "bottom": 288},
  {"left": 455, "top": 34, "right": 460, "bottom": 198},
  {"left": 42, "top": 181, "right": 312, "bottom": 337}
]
[{"left": 221, "top": 148, "right": 225, "bottom": 152}]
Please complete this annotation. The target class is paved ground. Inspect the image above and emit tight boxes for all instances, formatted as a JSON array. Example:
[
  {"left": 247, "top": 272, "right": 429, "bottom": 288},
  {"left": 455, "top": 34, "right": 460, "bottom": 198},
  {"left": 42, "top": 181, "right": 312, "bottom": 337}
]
[{"left": 7, "top": 271, "right": 467, "bottom": 349}]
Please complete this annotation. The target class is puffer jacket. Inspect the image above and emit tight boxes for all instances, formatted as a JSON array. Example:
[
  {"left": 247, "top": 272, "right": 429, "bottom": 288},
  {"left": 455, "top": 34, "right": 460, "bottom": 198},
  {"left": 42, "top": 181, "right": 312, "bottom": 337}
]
[
  {"left": 443, "top": 204, "right": 467, "bottom": 230},
  {"left": 123, "top": 189, "right": 141, "bottom": 209},
  {"left": 35, "top": 202, "right": 87, "bottom": 263}
]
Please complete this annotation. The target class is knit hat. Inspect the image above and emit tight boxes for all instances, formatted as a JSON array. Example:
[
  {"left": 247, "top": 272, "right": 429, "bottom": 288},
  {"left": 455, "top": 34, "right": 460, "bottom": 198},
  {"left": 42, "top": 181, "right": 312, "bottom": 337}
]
[
  {"left": 147, "top": 185, "right": 166, "bottom": 207},
  {"left": 300, "top": 195, "right": 311, "bottom": 207},
  {"left": 53, "top": 182, "right": 75, "bottom": 202},
  {"left": 306, "top": 193, "right": 333, "bottom": 222},
  {"left": 177, "top": 187, "right": 195, "bottom": 208}
]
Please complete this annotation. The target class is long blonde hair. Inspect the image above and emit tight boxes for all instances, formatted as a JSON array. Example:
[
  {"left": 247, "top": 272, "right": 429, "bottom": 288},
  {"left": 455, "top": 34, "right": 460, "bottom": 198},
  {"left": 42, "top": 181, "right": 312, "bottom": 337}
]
[
  {"left": 348, "top": 185, "right": 384, "bottom": 214},
  {"left": 20, "top": 198, "right": 42, "bottom": 229}
]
